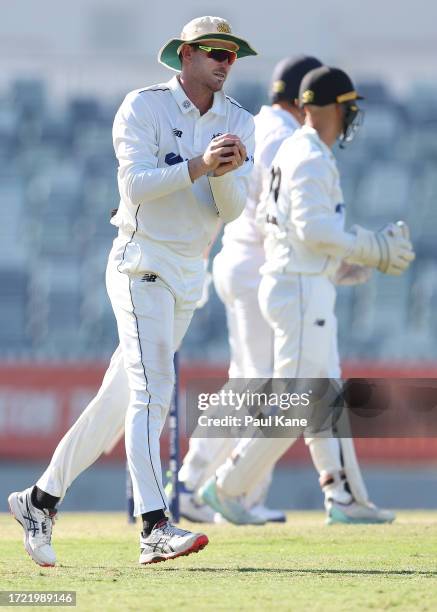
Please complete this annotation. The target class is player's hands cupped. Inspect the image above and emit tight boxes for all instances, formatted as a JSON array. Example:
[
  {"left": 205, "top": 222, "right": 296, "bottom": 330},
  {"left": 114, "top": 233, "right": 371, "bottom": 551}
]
[
  {"left": 188, "top": 134, "right": 246, "bottom": 181},
  {"left": 213, "top": 138, "right": 247, "bottom": 176},
  {"left": 207, "top": 133, "right": 246, "bottom": 175}
]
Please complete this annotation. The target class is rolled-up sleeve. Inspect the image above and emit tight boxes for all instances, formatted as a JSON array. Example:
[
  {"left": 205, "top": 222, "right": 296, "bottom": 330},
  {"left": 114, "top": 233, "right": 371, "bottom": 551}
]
[
  {"left": 208, "top": 113, "right": 255, "bottom": 223},
  {"left": 290, "top": 154, "right": 355, "bottom": 257},
  {"left": 113, "top": 92, "right": 192, "bottom": 207}
]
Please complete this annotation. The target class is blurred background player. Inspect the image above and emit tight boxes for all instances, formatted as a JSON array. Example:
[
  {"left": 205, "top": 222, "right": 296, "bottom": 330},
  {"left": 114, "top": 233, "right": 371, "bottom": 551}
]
[
  {"left": 8, "top": 15, "right": 257, "bottom": 566},
  {"left": 200, "top": 66, "right": 415, "bottom": 525},
  {"left": 177, "top": 56, "right": 399, "bottom": 526}
]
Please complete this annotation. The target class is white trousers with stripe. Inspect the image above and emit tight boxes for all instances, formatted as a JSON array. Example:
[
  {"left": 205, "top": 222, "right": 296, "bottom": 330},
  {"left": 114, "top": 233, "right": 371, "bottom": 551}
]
[
  {"left": 37, "top": 243, "right": 203, "bottom": 516},
  {"left": 216, "top": 271, "right": 344, "bottom": 497}
]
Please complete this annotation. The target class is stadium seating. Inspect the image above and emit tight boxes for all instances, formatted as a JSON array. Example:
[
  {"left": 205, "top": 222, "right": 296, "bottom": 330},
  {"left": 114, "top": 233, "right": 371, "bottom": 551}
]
[{"left": 1, "top": 77, "right": 437, "bottom": 362}]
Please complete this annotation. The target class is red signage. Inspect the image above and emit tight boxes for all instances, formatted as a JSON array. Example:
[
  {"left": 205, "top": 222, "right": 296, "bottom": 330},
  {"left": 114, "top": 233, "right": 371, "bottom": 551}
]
[{"left": 0, "top": 362, "right": 436, "bottom": 463}]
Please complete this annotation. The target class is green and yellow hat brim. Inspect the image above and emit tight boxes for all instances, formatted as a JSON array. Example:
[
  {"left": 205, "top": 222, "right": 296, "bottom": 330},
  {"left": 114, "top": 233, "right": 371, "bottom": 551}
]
[{"left": 158, "top": 33, "right": 258, "bottom": 71}]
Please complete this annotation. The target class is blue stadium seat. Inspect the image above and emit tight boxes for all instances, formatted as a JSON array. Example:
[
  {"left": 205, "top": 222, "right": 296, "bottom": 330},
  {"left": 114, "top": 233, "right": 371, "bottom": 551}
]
[{"left": 0, "top": 268, "right": 30, "bottom": 350}]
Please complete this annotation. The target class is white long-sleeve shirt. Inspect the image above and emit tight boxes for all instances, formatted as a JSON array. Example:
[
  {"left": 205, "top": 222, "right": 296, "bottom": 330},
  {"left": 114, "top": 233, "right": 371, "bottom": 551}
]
[
  {"left": 110, "top": 75, "right": 255, "bottom": 279},
  {"left": 261, "top": 125, "right": 355, "bottom": 276},
  {"left": 222, "top": 105, "right": 300, "bottom": 249}
]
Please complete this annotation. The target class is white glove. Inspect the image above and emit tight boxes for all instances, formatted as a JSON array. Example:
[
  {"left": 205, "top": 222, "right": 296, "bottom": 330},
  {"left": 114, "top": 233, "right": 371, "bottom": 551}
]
[
  {"left": 345, "top": 221, "right": 415, "bottom": 276},
  {"left": 196, "top": 268, "right": 212, "bottom": 309},
  {"left": 332, "top": 261, "right": 372, "bottom": 286}
]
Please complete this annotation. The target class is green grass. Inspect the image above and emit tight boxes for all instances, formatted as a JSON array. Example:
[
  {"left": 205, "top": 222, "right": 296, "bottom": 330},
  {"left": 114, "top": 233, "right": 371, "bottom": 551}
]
[{"left": 1, "top": 512, "right": 437, "bottom": 611}]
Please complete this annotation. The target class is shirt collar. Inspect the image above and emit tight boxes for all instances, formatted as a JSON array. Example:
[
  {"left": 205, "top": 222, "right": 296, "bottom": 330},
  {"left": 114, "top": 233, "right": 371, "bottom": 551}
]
[
  {"left": 258, "top": 105, "right": 301, "bottom": 131},
  {"left": 301, "top": 125, "right": 335, "bottom": 159},
  {"left": 167, "top": 75, "right": 226, "bottom": 117},
  {"left": 267, "top": 105, "right": 300, "bottom": 130}
]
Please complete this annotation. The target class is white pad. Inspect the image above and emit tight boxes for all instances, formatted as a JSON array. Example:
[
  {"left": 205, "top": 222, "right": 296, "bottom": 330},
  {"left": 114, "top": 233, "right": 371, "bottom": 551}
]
[
  {"left": 335, "top": 407, "right": 369, "bottom": 504},
  {"left": 305, "top": 435, "right": 343, "bottom": 475}
]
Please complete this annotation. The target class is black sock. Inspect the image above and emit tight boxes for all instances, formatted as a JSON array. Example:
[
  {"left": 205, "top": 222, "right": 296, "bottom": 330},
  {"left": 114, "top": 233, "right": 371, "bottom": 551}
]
[
  {"left": 142, "top": 509, "right": 166, "bottom": 535},
  {"left": 31, "top": 486, "right": 60, "bottom": 511}
]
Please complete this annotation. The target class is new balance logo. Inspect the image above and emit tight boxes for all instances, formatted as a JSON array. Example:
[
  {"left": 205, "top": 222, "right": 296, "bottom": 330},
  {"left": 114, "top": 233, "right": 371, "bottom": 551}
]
[
  {"left": 172, "top": 129, "right": 183, "bottom": 138},
  {"left": 141, "top": 273, "right": 157, "bottom": 283}
]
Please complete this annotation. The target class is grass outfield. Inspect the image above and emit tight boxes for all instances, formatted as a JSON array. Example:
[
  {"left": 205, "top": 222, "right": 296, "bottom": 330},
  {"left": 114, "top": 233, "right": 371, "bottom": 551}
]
[{"left": 1, "top": 512, "right": 437, "bottom": 611}]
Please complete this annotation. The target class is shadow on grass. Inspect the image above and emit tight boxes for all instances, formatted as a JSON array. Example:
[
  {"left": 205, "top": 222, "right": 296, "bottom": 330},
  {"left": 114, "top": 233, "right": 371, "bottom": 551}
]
[{"left": 157, "top": 567, "right": 437, "bottom": 577}]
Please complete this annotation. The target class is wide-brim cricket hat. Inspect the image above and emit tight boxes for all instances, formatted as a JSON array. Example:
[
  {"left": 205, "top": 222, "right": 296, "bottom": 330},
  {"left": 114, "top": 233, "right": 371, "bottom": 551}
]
[
  {"left": 158, "top": 16, "right": 258, "bottom": 71},
  {"left": 299, "top": 66, "right": 364, "bottom": 106}
]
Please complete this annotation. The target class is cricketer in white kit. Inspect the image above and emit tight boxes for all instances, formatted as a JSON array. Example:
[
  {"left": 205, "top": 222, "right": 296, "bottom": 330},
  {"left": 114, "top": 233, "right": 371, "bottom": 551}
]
[
  {"left": 200, "top": 66, "right": 415, "bottom": 525},
  {"left": 8, "top": 15, "right": 257, "bottom": 567}
]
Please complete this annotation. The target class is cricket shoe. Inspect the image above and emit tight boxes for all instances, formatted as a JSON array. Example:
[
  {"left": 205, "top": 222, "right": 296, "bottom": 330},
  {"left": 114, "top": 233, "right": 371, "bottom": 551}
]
[
  {"left": 165, "top": 477, "right": 215, "bottom": 523},
  {"left": 139, "top": 519, "right": 208, "bottom": 564},
  {"left": 180, "top": 485, "right": 215, "bottom": 523},
  {"left": 213, "top": 506, "right": 286, "bottom": 524},
  {"left": 199, "top": 477, "right": 265, "bottom": 525},
  {"left": 8, "top": 487, "right": 57, "bottom": 567},
  {"left": 326, "top": 499, "right": 396, "bottom": 525},
  {"left": 250, "top": 504, "right": 287, "bottom": 523}
]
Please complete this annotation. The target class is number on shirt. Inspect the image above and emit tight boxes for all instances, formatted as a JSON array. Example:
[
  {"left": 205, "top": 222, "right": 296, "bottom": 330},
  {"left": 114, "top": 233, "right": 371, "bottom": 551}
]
[
  {"left": 269, "top": 166, "right": 282, "bottom": 203},
  {"left": 266, "top": 166, "right": 282, "bottom": 225}
]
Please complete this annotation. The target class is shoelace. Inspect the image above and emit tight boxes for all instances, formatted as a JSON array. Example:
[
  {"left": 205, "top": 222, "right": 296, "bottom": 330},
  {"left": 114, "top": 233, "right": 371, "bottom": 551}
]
[
  {"left": 154, "top": 520, "right": 189, "bottom": 538},
  {"left": 39, "top": 511, "right": 57, "bottom": 545}
]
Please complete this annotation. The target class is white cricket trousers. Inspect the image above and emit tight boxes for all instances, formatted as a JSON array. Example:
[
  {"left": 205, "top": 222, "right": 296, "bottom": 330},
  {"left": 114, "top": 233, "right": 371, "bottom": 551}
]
[
  {"left": 216, "top": 271, "right": 343, "bottom": 496},
  {"left": 213, "top": 245, "right": 273, "bottom": 380},
  {"left": 37, "top": 243, "right": 203, "bottom": 516},
  {"left": 178, "top": 244, "right": 274, "bottom": 495}
]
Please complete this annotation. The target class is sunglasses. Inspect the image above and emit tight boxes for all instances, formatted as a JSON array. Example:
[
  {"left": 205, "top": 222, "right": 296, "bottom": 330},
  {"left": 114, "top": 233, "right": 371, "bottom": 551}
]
[{"left": 195, "top": 44, "right": 237, "bottom": 65}]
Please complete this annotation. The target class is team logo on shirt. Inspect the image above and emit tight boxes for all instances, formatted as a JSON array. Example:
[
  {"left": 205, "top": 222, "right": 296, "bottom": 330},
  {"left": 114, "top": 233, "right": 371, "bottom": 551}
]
[
  {"left": 335, "top": 203, "right": 345, "bottom": 214},
  {"left": 165, "top": 152, "right": 184, "bottom": 165},
  {"left": 172, "top": 128, "right": 183, "bottom": 138},
  {"left": 211, "top": 133, "right": 223, "bottom": 140},
  {"left": 140, "top": 273, "right": 158, "bottom": 283}
]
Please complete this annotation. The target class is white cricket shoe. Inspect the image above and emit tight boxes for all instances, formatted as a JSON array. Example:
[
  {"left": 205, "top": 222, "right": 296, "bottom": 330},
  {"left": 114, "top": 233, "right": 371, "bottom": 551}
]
[
  {"left": 164, "top": 478, "right": 215, "bottom": 523},
  {"left": 8, "top": 487, "right": 57, "bottom": 567},
  {"left": 180, "top": 488, "right": 215, "bottom": 523},
  {"left": 326, "top": 499, "right": 396, "bottom": 525},
  {"left": 213, "top": 506, "right": 286, "bottom": 524},
  {"left": 250, "top": 504, "right": 287, "bottom": 523},
  {"left": 199, "top": 477, "right": 265, "bottom": 525},
  {"left": 139, "top": 519, "right": 208, "bottom": 564}
]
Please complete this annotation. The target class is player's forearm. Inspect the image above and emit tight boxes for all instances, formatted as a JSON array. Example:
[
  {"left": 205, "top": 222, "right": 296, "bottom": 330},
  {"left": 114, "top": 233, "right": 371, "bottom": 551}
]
[
  {"left": 208, "top": 173, "right": 247, "bottom": 223},
  {"left": 119, "top": 162, "right": 192, "bottom": 206},
  {"left": 296, "top": 217, "right": 355, "bottom": 258}
]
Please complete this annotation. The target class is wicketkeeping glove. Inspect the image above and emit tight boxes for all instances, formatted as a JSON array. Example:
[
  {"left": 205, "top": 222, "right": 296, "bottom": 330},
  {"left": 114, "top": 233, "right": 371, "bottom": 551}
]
[{"left": 345, "top": 221, "right": 415, "bottom": 275}]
